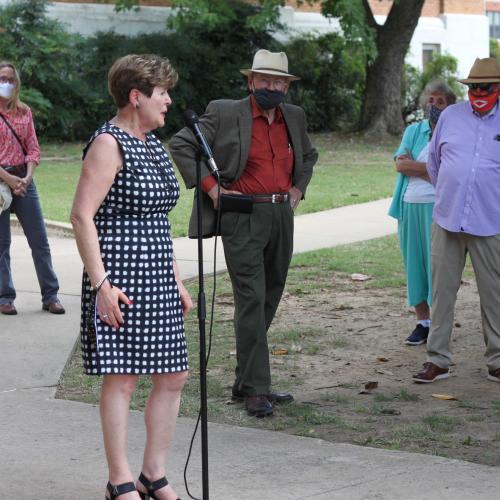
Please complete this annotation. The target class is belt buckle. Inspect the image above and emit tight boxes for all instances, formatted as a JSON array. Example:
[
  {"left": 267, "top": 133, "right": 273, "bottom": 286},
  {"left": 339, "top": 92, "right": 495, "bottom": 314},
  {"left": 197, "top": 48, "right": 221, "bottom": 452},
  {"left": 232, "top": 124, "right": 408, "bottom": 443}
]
[{"left": 272, "top": 194, "right": 279, "bottom": 204}]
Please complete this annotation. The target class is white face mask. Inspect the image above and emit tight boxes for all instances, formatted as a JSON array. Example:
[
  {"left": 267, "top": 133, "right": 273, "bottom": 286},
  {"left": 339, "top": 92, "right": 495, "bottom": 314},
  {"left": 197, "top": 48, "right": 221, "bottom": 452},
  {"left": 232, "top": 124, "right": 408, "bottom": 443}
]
[{"left": 0, "top": 82, "right": 14, "bottom": 99}]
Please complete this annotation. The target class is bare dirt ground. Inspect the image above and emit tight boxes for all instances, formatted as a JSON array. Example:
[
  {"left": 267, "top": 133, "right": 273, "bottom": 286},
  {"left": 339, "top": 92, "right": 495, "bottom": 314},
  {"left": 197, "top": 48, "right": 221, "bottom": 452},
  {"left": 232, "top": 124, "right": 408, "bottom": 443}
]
[
  {"left": 58, "top": 265, "right": 500, "bottom": 467},
  {"left": 258, "top": 272, "right": 500, "bottom": 466}
]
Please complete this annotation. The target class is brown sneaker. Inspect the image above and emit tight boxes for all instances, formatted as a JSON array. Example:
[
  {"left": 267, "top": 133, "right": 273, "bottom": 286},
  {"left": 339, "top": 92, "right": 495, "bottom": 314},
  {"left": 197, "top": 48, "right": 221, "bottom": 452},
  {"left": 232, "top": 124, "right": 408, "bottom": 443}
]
[
  {"left": 412, "top": 362, "right": 449, "bottom": 383},
  {"left": 487, "top": 368, "right": 500, "bottom": 383},
  {"left": 0, "top": 303, "right": 17, "bottom": 315}
]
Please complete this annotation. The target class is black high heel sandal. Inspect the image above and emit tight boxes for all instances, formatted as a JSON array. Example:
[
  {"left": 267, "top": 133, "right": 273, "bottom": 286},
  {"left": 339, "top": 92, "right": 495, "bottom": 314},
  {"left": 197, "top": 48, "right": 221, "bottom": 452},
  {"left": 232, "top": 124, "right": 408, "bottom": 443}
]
[
  {"left": 105, "top": 481, "right": 137, "bottom": 499},
  {"left": 137, "top": 473, "right": 180, "bottom": 500}
]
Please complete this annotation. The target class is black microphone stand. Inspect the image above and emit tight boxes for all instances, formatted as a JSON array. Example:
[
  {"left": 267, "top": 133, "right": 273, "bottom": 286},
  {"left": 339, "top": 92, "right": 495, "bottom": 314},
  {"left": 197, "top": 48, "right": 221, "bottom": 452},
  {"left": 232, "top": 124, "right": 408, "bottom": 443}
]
[{"left": 195, "top": 149, "right": 211, "bottom": 500}]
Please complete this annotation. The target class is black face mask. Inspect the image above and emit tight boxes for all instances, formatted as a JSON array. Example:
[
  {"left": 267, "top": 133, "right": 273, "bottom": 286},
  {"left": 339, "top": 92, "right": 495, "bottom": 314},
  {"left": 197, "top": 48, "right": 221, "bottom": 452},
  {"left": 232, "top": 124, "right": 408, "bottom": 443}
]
[
  {"left": 253, "top": 89, "right": 286, "bottom": 110},
  {"left": 428, "top": 104, "right": 443, "bottom": 126}
]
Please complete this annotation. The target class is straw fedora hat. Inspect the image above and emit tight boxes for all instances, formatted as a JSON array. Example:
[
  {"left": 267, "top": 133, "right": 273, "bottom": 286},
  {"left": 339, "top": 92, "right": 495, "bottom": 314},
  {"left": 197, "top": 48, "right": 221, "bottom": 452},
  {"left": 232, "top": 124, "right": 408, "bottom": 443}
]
[
  {"left": 458, "top": 57, "right": 500, "bottom": 84},
  {"left": 240, "top": 49, "right": 299, "bottom": 81}
]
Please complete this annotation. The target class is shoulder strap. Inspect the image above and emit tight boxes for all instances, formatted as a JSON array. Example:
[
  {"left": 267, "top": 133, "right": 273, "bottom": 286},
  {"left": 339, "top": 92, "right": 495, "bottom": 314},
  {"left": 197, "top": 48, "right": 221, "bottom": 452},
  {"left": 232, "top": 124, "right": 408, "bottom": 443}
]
[{"left": 0, "top": 112, "right": 27, "bottom": 156}]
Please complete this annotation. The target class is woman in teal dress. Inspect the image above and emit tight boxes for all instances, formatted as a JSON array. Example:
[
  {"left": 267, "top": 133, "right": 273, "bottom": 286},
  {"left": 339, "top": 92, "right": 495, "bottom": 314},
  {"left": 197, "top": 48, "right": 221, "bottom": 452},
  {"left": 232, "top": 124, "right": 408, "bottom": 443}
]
[{"left": 389, "top": 80, "right": 456, "bottom": 346}]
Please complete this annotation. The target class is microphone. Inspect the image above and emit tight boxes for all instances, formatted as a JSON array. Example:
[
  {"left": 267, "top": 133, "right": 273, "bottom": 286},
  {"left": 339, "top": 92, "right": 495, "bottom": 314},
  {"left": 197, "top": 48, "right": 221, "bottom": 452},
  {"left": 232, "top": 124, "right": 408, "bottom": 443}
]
[{"left": 183, "top": 109, "right": 219, "bottom": 173}]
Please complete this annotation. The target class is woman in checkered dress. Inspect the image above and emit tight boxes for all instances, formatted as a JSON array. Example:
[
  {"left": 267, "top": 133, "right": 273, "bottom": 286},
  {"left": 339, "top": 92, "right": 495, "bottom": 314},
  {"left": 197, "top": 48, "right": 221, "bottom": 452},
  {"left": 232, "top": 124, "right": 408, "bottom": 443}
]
[{"left": 71, "top": 54, "right": 192, "bottom": 500}]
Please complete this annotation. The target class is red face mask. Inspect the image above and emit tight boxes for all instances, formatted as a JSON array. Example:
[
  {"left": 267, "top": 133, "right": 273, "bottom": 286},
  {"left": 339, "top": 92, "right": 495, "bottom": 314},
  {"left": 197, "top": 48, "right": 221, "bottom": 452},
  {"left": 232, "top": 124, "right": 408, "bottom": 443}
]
[{"left": 468, "top": 88, "right": 499, "bottom": 113}]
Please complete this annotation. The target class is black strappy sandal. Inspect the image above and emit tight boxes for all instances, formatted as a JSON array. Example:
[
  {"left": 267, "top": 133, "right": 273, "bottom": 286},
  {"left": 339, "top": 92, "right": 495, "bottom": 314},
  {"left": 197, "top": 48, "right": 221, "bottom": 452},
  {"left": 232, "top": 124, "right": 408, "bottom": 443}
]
[
  {"left": 106, "top": 481, "right": 137, "bottom": 499},
  {"left": 137, "top": 473, "right": 180, "bottom": 500}
]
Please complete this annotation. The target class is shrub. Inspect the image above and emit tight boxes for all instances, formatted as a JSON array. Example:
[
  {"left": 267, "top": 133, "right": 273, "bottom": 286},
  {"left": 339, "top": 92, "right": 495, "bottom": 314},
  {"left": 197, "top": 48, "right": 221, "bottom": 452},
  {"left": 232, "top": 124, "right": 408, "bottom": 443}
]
[
  {"left": 75, "top": 0, "right": 282, "bottom": 138},
  {"left": 285, "top": 32, "right": 366, "bottom": 132},
  {"left": 0, "top": 0, "right": 100, "bottom": 140}
]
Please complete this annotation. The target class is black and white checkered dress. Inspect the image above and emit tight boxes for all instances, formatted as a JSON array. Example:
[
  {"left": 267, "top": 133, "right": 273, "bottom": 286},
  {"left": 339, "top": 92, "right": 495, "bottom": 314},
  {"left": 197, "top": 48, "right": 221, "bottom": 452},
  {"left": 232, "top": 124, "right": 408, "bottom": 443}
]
[{"left": 80, "top": 123, "right": 188, "bottom": 375}]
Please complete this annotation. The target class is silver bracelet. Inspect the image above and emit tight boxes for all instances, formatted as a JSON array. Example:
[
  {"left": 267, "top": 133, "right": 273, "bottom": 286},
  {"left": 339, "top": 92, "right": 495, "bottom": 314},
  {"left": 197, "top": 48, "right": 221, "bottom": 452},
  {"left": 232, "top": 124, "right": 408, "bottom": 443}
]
[{"left": 92, "top": 271, "right": 110, "bottom": 293}]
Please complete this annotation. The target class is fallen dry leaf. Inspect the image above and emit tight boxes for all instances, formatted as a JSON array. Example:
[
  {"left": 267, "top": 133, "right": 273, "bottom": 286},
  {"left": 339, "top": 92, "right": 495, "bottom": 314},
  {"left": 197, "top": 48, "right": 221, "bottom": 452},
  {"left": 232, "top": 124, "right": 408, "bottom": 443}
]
[
  {"left": 351, "top": 273, "right": 371, "bottom": 282},
  {"left": 377, "top": 356, "right": 389, "bottom": 362},
  {"left": 359, "top": 381, "right": 379, "bottom": 394},
  {"left": 376, "top": 369, "right": 394, "bottom": 376},
  {"left": 432, "top": 393, "right": 458, "bottom": 401},
  {"left": 381, "top": 408, "right": 401, "bottom": 415},
  {"left": 271, "top": 347, "right": 289, "bottom": 356}
]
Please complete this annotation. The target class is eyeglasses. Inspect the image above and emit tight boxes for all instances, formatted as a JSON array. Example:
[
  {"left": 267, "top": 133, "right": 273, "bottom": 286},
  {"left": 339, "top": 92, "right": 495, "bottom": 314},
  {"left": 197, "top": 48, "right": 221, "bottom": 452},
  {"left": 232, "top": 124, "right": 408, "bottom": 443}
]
[
  {"left": 468, "top": 83, "right": 495, "bottom": 92},
  {"left": 253, "top": 76, "right": 288, "bottom": 91}
]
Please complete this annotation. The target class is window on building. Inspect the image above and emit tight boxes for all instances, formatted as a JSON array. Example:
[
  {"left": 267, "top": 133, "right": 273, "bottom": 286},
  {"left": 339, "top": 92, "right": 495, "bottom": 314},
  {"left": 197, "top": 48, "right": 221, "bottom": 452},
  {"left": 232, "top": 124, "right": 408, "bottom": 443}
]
[
  {"left": 422, "top": 44, "right": 441, "bottom": 69},
  {"left": 488, "top": 11, "right": 500, "bottom": 39}
]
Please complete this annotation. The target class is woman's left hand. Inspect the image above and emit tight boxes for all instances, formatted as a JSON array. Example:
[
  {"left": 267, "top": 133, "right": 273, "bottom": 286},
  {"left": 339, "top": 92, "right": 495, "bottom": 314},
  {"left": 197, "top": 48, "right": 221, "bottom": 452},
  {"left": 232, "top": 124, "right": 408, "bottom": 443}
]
[
  {"left": 178, "top": 282, "right": 193, "bottom": 317},
  {"left": 20, "top": 173, "right": 33, "bottom": 188}
]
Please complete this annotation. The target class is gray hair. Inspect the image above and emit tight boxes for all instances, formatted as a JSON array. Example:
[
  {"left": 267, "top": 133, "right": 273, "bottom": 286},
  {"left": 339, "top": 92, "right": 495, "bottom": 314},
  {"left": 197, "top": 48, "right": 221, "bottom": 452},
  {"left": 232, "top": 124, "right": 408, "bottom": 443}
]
[{"left": 419, "top": 79, "right": 457, "bottom": 109}]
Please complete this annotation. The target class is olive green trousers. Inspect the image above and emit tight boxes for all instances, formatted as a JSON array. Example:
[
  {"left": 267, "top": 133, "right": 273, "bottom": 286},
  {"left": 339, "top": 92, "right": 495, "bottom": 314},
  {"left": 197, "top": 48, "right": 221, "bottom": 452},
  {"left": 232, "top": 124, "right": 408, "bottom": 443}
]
[{"left": 221, "top": 202, "right": 294, "bottom": 396}]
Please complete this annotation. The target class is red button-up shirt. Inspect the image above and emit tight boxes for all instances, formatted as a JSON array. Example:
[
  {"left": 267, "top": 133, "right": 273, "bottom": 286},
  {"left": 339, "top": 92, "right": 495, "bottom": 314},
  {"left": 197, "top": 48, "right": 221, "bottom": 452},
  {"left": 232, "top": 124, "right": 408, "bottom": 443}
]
[
  {"left": 202, "top": 95, "right": 293, "bottom": 194},
  {"left": 0, "top": 107, "right": 41, "bottom": 166}
]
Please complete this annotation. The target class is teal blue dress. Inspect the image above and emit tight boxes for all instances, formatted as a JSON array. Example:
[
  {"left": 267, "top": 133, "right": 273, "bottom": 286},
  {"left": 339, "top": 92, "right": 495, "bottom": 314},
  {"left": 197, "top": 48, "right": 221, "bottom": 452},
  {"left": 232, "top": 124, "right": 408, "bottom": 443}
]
[{"left": 389, "top": 120, "right": 434, "bottom": 307}]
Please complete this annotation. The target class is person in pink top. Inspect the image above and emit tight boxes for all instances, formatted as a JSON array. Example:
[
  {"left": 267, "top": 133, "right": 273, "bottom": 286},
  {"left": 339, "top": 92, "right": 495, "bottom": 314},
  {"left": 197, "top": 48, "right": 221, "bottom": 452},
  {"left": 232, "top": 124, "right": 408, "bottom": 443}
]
[{"left": 0, "top": 61, "right": 64, "bottom": 315}]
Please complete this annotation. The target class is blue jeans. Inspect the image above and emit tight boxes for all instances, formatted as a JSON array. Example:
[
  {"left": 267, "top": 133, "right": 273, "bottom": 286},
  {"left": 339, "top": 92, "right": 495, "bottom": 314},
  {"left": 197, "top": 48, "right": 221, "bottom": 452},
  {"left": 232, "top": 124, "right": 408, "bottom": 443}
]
[{"left": 0, "top": 181, "right": 60, "bottom": 305}]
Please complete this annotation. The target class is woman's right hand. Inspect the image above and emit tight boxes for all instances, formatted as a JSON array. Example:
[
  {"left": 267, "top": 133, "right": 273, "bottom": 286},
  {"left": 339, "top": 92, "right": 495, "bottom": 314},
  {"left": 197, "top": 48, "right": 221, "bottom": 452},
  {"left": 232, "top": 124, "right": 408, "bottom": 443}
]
[
  {"left": 96, "top": 280, "right": 132, "bottom": 330},
  {"left": 5, "top": 173, "right": 25, "bottom": 195}
]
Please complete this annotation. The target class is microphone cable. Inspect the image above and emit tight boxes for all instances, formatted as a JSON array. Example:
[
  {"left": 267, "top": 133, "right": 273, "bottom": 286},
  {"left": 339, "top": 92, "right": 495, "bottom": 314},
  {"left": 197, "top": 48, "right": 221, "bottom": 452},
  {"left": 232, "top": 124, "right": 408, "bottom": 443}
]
[{"left": 183, "top": 176, "right": 222, "bottom": 500}]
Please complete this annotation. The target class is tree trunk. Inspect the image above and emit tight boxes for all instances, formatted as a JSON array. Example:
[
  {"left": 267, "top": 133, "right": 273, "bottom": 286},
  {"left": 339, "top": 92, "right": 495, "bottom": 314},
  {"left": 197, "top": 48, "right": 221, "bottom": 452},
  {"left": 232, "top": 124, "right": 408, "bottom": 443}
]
[{"left": 360, "top": 0, "right": 426, "bottom": 138}]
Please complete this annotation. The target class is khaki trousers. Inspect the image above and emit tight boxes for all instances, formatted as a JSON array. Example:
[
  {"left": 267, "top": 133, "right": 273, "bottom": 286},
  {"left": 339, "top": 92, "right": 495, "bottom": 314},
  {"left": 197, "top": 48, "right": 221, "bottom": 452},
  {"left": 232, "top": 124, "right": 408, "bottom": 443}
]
[{"left": 427, "top": 223, "right": 500, "bottom": 371}]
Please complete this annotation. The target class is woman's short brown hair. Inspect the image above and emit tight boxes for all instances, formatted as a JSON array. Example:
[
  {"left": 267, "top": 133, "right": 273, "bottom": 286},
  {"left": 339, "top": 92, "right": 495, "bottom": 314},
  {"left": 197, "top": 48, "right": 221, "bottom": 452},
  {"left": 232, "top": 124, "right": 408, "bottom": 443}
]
[{"left": 108, "top": 54, "right": 178, "bottom": 109}]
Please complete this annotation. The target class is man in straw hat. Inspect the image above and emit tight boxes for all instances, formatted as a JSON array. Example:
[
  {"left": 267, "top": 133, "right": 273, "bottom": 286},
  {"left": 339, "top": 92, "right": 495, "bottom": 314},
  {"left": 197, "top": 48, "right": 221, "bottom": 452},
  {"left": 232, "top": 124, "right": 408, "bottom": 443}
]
[
  {"left": 170, "top": 49, "right": 318, "bottom": 417},
  {"left": 413, "top": 57, "right": 500, "bottom": 384}
]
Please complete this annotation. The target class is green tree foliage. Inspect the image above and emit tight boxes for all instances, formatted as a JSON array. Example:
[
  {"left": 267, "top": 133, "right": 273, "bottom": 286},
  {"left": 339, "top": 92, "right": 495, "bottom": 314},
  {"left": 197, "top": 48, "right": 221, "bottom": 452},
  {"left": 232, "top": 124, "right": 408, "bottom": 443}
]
[
  {"left": 286, "top": 32, "right": 365, "bottom": 131},
  {"left": 0, "top": 0, "right": 101, "bottom": 140},
  {"left": 81, "top": 1, "right": 280, "bottom": 137},
  {"left": 0, "top": 0, "right": 370, "bottom": 139},
  {"left": 490, "top": 37, "right": 500, "bottom": 59},
  {"left": 166, "top": 0, "right": 284, "bottom": 32}
]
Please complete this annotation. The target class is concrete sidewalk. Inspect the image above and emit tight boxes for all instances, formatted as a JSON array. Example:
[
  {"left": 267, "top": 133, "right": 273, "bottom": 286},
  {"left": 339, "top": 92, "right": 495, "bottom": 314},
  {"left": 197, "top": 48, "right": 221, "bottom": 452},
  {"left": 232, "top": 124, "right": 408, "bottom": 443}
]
[{"left": 1, "top": 199, "right": 498, "bottom": 499}]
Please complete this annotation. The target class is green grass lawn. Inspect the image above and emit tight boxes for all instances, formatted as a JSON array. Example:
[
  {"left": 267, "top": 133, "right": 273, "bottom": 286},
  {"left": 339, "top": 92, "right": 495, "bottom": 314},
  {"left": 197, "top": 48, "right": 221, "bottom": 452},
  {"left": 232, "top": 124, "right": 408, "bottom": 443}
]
[{"left": 35, "top": 133, "right": 399, "bottom": 237}]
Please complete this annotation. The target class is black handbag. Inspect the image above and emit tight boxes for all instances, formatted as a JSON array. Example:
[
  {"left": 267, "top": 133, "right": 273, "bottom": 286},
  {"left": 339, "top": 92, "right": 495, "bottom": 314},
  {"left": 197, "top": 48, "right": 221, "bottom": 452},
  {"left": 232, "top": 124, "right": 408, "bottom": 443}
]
[{"left": 219, "top": 193, "right": 253, "bottom": 213}]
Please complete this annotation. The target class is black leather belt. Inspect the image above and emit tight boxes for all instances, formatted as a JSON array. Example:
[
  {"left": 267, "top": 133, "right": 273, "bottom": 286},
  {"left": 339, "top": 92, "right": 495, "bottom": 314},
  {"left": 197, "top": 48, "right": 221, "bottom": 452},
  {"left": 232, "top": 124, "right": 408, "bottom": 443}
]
[{"left": 252, "top": 193, "right": 289, "bottom": 204}]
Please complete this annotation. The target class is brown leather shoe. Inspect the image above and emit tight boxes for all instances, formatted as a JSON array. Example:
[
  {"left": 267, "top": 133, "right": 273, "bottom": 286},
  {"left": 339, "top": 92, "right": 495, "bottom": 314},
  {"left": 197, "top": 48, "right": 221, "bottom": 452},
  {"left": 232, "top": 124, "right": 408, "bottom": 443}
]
[
  {"left": 487, "top": 367, "right": 500, "bottom": 383},
  {"left": 42, "top": 301, "right": 66, "bottom": 315},
  {"left": 0, "top": 303, "right": 17, "bottom": 315},
  {"left": 413, "top": 362, "right": 449, "bottom": 383},
  {"left": 246, "top": 395, "right": 273, "bottom": 418}
]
